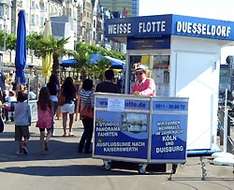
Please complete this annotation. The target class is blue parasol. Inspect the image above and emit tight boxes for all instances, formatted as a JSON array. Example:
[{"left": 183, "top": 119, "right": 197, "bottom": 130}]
[
  {"left": 60, "top": 59, "right": 78, "bottom": 67},
  {"left": 89, "top": 53, "right": 125, "bottom": 69},
  {"left": 15, "top": 10, "right": 27, "bottom": 84}
]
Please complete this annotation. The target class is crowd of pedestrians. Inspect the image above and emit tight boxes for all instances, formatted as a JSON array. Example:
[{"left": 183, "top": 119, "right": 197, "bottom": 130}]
[{"left": 0, "top": 65, "right": 155, "bottom": 156}]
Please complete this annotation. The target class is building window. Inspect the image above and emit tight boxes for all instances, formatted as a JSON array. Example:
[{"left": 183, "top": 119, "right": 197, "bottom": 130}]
[
  {"left": 69, "top": 8, "right": 72, "bottom": 16},
  {"left": 39, "top": 1, "right": 45, "bottom": 10},
  {"left": 40, "top": 17, "right": 44, "bottom": 27},
  {"left": 36, "top": 15, "right": 39, "bottom": 25},
  {"left": 31, "top": 1, "right": 36, "bottom": 9},
  {"left": 31, "top": 15, "right": 35, "bottom": 26},
  {"left": 0, "top": 5, "right": 4, "bottom": 18},
  {"left": 93, "top": 31, "right": 95, "bottom": 40}
]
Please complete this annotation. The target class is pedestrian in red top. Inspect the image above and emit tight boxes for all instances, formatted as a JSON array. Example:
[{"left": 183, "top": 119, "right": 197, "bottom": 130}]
[
  {"left": 132, "top": 64, "right": 156, "bottom": 96},
  {"left": 36, "top": 87, "right": 53, "bottom": 153}
]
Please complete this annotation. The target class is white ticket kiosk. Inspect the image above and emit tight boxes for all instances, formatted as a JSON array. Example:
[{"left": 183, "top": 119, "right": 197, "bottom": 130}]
[{"left": 104, "top": 14, "right": 234, "bottom": 154}]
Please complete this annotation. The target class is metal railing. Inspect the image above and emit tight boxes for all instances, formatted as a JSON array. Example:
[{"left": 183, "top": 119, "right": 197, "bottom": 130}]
[{"left": 217, "top": 89, "right": 234, "bottom": 153}]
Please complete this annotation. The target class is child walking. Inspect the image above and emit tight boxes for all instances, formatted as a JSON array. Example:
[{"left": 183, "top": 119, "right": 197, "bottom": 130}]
[
  {"left": 36, "top": 87, "right": 53, "bottom": 153},
  {"left": 14, "top": 91, "right": 31, "bottom": 155}
]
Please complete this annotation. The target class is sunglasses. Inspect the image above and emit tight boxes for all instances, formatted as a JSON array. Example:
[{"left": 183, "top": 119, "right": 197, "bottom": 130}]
[{"left": 135, "top": 72, "right": 143, "bottom": 76}]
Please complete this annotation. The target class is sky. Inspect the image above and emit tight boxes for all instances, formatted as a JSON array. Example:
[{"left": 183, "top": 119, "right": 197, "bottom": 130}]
[{"left": 139, "top": 0, "right": 234, "bottom": 21}]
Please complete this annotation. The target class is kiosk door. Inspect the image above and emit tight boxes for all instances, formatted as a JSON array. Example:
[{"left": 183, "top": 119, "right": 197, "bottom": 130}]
[
  {"left": 175, "top": 52, "right": 218, "bottom": 150},
  {"left": 127, "top": 54, "right": 170, "bottom": 97}
]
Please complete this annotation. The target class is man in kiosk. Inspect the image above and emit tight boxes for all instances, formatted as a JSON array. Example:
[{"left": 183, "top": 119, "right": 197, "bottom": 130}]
[{"left": 132, "top": 64, "right": 156, "bottom": 96}]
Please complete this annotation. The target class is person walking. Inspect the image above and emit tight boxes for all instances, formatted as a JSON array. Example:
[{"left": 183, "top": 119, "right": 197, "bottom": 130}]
[
  {"left": 132, "top": 64, "right": 156, "bottom": 96},
  {"left": 36, "top": 87, "right": 53, "bottom": 153},
  {"left": 60, "top": 77, "right": 76, "bottom": 137},
  {"left": 47, "top": 74, "right": 60, "bottom": 136},
  {"left": 78, "top": 79, "right": 94, "bottom": 154},
  {"left": 96, "top": 69, "right": 121, "bottom": 93},
  {"left": 14, "top": 91, "right": 31, "bottom": 155}
]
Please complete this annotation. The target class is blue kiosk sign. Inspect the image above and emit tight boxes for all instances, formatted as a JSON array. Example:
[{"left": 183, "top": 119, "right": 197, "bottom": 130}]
[{"left": 104, "top": 14, "right": 234, "bottom": 41}]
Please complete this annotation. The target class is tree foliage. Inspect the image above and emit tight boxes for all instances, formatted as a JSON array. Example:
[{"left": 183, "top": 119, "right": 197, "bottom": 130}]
[
  {"left": 6, "top": 33, "right": 16, "bottom": 51},
  {"left": 73, "top": 42, "right": 125, "bottom": 79},
  {"left": 75, "top": 42, "right": 125, "bottom": 60},
  {"left": 26, "top": 32, "right": 69, "bottom": 74},
  {"left": 0, "top": 30, "right": 16, "bottom": 51},
  {"left": 0, "top": 30, "right": 5, "bottom": 48},
  {"left": 0, "top": 29, "right": 125, "bottom": 79}
]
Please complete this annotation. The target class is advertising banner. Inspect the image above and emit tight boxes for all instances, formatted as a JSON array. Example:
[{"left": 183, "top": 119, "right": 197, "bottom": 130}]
[
  {"left": 94, "top": 96, "right": 150, "bottom": 160},
  {"left": 93, "top": 94, "right": 188, "bottom": 164},
  {"left": 151, "top": 100, "right": 188, "bottom": 162}
]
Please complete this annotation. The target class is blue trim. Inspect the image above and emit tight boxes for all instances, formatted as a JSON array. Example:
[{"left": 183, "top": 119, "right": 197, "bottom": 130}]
[{"left": 187, "top": 149, "right": 220, "bottom": 157}]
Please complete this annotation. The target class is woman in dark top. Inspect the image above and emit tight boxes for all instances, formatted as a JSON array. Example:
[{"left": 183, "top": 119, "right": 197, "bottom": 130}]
[
  {"left": 47, "top": 74, "right": 59, "bottom": 136},
  {"left": 60, "top": 77, "right": 76, "bottom": 137}
]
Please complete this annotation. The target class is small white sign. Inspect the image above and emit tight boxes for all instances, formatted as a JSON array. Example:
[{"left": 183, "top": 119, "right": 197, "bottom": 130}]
[{"left": 107, "top": 98, "right": 125, "bottom": 111}]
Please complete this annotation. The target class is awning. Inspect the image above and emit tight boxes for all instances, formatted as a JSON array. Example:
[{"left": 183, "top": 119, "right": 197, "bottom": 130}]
[
  {"left": 60, "top": 59, "right": 78, "bottom": 67},
  {"left": 105, "top": 56, "right": 125, "bottom": 69}
]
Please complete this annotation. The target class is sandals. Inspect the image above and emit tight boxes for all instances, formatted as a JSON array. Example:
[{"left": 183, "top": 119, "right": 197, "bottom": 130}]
[
  {"left": 68, "top": 132, "right": 75, "bottom": 137},
  {"left": 62, "top": 132, "right": 75, "bottom": 137}
]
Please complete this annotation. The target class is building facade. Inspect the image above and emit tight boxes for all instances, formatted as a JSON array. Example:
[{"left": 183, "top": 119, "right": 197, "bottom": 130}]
[
  {"left": 0, "top": 0, "right": 118, "bottom": 65},
  {"left": 99, "top": 0, "right": 139, "bottom": 17},
  {"left": 9, "top": 0, "right": 64, "bottom": 34},
  {"left": 0, "top": 0, "right": 12, "bottom": 35},
  {"left": 81, "top": 0, "right": 93, "bottom": 43}
]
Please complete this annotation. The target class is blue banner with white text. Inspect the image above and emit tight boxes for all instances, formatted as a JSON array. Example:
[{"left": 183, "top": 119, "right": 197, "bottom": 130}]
[
  {"left": 94, "top": 95, "right": 188, "bottom": 163},
  {"left": 94, "top": 97, "right": 149, "bottom": 159},
  {"left": 104, "top": 14, "right": 234, "bottom": 41},
  {"left": 151, "top": 100, "right": 188, "bottom": 161}
]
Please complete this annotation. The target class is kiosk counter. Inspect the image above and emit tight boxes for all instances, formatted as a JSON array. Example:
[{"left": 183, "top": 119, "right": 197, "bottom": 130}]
[{"left": 93, "top": 93, "right": 188, "bottom": 173}]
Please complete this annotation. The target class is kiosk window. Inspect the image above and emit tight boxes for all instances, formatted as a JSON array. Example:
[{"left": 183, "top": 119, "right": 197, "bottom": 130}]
[
  {"left": 128, "top": 54, "right": 170, "bottom": 96},
  {"left": 152, "top": 55, "right": 170, "bottom": 96},
  {"left": 128, "top": 55, "right": 151, "bottom": 93}
]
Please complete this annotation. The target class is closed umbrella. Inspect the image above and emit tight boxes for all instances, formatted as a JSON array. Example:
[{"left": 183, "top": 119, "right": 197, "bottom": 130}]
[
  {"left": 15, "top": 10, "right": 26, "bottom": 84},
  {"left": 41, "top": 19, "right": 53, "bottom": 82}
]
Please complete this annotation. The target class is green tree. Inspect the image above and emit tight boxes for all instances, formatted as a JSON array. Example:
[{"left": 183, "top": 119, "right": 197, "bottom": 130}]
[
  {"left": 27, "top": 32, "right": 43, "bottom": 56},
  {"left": 27, "top": 32, "right": 69, "bottom": 75},
  {"left": 75, "top": 42, "right": 125, "bottom": 60},
  {"left": 6, "top": 33, "right": 16, "bottom": 63},
  {"left": 51, "top": 37, "right": 70, "bottom": 74},
  {"left": 0, "top": 30, "right": 5, "bottom": 49},
  {"left": 6, "top": 33, "right": 16, "bottom": 51},
  {"left": 73, "top": 42, "right": 124, "bottom": 80}
]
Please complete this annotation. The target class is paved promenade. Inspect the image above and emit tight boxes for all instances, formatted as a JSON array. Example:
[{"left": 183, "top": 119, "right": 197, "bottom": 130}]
[{"left": 0, "top": 119, "right": 234, "bottom": 190}]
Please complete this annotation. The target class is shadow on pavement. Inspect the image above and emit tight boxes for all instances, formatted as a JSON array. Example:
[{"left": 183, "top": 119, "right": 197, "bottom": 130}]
[
  {"left": 0, "top": 139, "right": 90, "bottom": 162},
  {"left": 0, "top": 165, "right": 136, "bottom": 176},
  {"left": 0, "top": 132, "right": 17, "bottom": 139},
  {"left": 0, "top": 131, "right": 39, "bottom": 139}
]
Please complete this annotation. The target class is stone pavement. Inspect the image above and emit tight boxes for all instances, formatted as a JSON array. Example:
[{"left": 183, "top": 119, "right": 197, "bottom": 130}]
[{"left": 0, "top": 119, "right": 234, "bottom": 190}]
